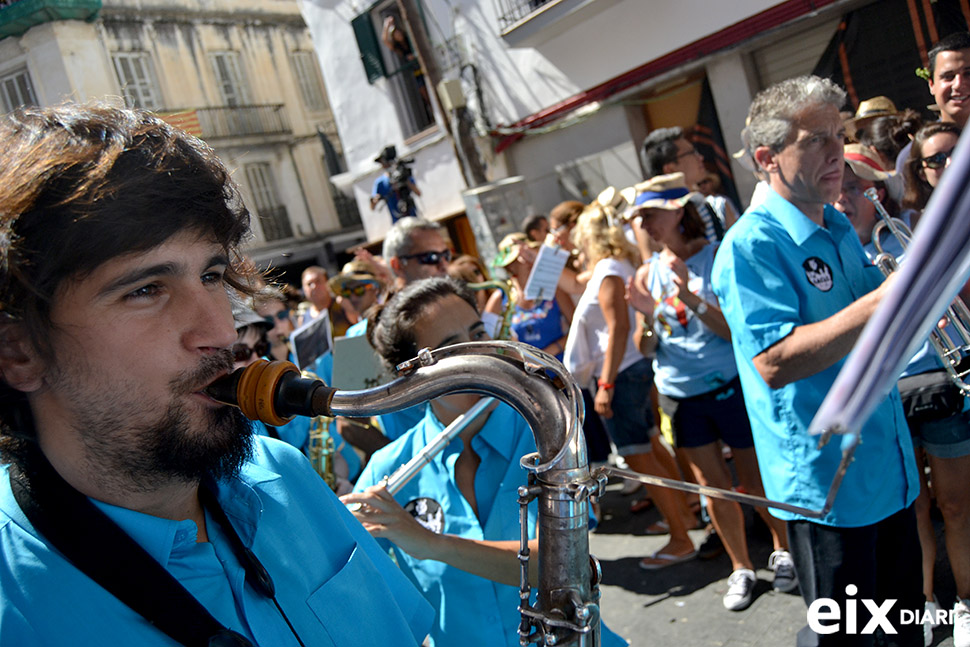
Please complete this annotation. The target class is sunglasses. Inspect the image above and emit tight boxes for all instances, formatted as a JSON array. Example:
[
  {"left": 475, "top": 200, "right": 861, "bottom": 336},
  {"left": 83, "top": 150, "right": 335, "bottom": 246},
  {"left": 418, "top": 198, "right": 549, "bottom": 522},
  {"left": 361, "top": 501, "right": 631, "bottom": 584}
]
[
  {"left": 338, "top": 281, "right": 377, "bottom": 297},
  {"left": 262, "top": 309, "right": 290, "bottom": 325},
  {"left": 921, "top": 149, "right": 954, "bottom": 170},
  {"left": 232, "top": 340, "right": 271, "bottom": 363},
  {"left": 400, "top": 249, "right": 452, "bottom": 265}
]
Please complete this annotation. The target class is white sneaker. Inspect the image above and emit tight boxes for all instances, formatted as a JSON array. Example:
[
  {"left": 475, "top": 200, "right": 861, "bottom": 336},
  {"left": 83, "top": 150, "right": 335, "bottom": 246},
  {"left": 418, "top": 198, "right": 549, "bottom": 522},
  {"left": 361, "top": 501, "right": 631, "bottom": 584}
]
[
  {"left": 768, "top": 549, "right": 798, "bottom": 593},
  {"left": 723, "top": 568, "right": 756, "bottom": 611},
  {"left": 955, "top": 599, "right": 970, "bottom": 647},
  {"left": 926, "top": 597, "right": 942, "bottom": 628}
]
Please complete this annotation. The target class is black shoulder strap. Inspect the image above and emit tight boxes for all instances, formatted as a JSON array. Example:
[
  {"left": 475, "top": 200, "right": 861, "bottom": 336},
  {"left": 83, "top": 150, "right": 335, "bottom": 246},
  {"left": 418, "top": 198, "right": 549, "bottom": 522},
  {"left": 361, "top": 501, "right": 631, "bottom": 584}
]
[{"left": 9, "top": 457, "right": 252, "bottom": 647}]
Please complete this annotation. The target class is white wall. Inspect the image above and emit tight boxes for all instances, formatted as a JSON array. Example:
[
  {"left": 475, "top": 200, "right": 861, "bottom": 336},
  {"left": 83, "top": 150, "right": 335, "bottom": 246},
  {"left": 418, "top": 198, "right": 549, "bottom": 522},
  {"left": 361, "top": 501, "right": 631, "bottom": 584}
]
[
  {"left": 300, "top": 0, "right": 829, "bottom": 239},
  {"left": 705, "top": 50, "right": 762, "bottom": 208},
  {"left": 507, "top": 102, "right": 642, "bottom": 213}
]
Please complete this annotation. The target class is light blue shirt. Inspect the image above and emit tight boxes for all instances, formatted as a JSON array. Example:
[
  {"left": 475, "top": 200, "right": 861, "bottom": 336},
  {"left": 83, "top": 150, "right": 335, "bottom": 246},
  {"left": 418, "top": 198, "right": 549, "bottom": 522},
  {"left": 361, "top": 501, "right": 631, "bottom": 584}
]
[
  {"left": 647, "top": 245, "right": 738, "bottom": 397},
  {"left": 0, "top": 437, "right": 433, "bottom": 645},
  {"left": 253, "top": 418, "right": 362, "bottom": 482},
  {"left": 355, "top": 402, "right": 626, "bottom": 647},
  {"left": 711, "top": 188, "right": 919, "bottom": 527}
]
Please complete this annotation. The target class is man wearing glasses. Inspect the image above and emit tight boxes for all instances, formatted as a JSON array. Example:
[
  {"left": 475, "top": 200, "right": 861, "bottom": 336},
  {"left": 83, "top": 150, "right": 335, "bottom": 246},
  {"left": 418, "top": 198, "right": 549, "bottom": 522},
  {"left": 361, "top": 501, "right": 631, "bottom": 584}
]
[
  {"left": 640, "top": 126, "right": 737, "bottom": 240},
  {"left": 383, "top": 216, "right": 453, "bottom": 288}
]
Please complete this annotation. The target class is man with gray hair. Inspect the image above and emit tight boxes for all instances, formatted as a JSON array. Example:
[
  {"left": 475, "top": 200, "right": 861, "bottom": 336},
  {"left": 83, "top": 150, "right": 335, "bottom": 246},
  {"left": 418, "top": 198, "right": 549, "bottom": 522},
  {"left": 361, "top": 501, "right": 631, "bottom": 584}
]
[
  {"left": 712, "top": 76, "right": 922, "bottom": 645},
  {"left": 382, "top": 216, "right": 452, "bottom": 288}
]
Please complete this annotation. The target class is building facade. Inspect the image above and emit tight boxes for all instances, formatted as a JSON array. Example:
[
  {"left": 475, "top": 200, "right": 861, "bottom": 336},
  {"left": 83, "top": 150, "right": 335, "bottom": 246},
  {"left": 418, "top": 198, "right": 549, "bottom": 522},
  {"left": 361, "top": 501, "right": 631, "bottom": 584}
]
[
  {"left": 0, "top": 0, "right": 362, "bottom": 279},
  {"left": 300, "top": 0, "right": 950, "bottom": 253}
]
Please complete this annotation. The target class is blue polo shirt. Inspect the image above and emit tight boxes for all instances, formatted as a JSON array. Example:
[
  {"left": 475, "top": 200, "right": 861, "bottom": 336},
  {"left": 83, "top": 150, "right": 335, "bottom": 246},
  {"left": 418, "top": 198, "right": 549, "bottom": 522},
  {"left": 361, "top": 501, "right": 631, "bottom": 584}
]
[
  {"left": 0, "top": 437, "right": 432, "bottom": 645},
  {"left": 355, "top": 402, "right": 626, "bottom": 647},
  {"left": 646, "top": 244, "right": 738, "bottom": 398},
  {"left": 711, "top": 188, "right": 918, "bottom": 527}
]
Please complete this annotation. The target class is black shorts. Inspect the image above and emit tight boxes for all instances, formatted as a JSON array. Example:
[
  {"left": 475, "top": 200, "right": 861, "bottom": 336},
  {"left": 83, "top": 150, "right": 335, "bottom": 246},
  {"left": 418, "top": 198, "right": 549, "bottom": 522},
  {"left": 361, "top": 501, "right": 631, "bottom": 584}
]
[{"left": 657, "top": 377, "right": 754, "bottom": 449}]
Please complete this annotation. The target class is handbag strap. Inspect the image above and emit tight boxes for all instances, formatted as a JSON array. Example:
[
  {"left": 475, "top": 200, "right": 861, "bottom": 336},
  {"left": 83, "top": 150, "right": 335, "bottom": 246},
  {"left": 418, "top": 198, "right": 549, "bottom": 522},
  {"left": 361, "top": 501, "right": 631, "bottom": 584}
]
[{"left": 9, "top": 455, "right": 253, "bottom": 647}]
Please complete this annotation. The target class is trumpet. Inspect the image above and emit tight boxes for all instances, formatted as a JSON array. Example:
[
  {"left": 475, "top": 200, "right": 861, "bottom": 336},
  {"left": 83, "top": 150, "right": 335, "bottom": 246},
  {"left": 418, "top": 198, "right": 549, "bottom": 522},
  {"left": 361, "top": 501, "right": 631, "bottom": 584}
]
[
  {"left": 468, "top": 279, "right": 514, "bottom": 341},
  {"left": 865, "top": 187, "right": 970, "bottom": 394}
]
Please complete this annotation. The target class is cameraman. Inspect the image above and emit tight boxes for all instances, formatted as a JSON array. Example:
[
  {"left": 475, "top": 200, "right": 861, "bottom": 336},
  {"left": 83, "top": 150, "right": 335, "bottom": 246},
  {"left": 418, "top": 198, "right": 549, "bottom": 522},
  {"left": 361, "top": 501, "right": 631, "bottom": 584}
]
[{"left": 370, "top": 145, "right": 421, "bottom": 222}]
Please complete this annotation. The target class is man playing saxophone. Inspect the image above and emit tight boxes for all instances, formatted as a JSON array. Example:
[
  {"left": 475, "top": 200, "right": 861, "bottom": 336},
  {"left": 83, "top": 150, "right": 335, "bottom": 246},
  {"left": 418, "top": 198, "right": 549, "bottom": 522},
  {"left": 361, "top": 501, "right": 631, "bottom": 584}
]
[{"left": 0, "top": 102, "right": 433, "bottom": 645}]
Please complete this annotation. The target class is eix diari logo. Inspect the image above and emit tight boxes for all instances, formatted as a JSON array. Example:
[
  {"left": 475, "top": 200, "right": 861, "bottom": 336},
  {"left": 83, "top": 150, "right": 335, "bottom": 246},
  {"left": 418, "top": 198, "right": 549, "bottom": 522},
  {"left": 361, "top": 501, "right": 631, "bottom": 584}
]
[{"left": 807, "top": 585, "right": 953, "bottom": 635}]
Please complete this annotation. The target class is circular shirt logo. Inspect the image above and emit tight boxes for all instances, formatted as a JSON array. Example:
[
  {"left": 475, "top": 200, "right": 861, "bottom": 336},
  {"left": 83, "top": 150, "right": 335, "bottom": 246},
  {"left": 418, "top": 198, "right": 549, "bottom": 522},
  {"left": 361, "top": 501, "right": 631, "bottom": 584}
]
[
  {"left": 404, "top": 497, "right": 445, "bottom": 534},
  {"left": 803, "top": 257, "right": 834, "bottom": 292}
]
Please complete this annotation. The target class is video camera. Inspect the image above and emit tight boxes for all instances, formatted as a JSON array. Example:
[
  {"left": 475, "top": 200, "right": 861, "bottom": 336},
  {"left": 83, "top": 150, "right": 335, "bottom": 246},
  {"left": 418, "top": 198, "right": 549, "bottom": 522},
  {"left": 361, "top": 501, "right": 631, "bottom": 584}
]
[{"left": 376, "top": 145, "right": 416, "bottom": 218}]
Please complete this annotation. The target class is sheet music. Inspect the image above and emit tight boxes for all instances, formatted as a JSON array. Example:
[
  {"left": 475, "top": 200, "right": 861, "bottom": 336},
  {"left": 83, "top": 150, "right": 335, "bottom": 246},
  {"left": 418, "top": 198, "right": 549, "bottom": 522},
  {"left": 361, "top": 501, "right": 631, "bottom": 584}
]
[
  {"left": 332, "top": 334, "right": 391, "bottom": 390},
  {"left": 289, "top": 309, "right": 333, "bottom": 370},
  {"left": 524, "top": 244, "right": 569, "bottom": 301}
]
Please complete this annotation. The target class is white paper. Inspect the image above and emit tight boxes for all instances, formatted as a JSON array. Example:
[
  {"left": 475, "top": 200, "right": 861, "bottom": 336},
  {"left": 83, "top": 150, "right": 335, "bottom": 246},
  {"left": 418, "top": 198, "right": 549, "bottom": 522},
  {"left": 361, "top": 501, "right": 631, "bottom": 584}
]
[{"left": 524, "top": 244, "right": 569, "bottom": 301}]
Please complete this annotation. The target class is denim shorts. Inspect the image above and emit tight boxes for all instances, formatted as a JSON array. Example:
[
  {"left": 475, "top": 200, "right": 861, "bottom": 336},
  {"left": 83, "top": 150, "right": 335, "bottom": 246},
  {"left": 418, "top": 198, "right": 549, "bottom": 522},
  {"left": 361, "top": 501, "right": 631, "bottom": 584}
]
[
  {"left": 656, "top": 377, "right": 755, "bottom": 450},
  {"left": 599, "top": 357, "right": 656, "bottom": 456},
  {"left": 910, "top": 407, "right": 970, "bottom": 458}
]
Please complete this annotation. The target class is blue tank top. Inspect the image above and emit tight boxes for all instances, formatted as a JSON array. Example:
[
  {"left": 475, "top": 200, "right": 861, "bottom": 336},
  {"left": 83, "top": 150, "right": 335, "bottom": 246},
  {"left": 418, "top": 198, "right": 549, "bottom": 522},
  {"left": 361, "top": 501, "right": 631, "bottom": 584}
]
[{"left": 509, "top": 298, "right": 564, "bottom": 360}]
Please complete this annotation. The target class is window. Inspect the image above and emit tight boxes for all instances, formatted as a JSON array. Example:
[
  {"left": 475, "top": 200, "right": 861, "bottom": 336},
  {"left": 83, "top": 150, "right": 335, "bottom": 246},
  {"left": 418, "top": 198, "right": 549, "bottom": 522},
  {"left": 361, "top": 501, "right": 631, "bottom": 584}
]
[
  {"left": 290, "top": 51, "right": 327, "bottom": 112},
  {"left": 245, "top": 163, "right": 293, "bottom": 242},
  {"left": 350, "top": 6, "right": 434, "bottom": 137},
  {"left": 112, "top": 52, "right": 162, "bottom": 110},
  {"left": 0, "top": 67, "right": 37, "bottom": 112},
  {"left": 209, "top": 52, "right": 252, "bottom": 107}
]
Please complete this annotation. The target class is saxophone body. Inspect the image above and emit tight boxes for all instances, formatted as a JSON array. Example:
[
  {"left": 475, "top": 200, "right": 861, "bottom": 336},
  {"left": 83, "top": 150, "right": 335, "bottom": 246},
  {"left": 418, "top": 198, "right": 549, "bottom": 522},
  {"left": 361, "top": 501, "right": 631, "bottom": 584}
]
[{"left": 208, "top": 341, "right": 602, "bottom": 646}]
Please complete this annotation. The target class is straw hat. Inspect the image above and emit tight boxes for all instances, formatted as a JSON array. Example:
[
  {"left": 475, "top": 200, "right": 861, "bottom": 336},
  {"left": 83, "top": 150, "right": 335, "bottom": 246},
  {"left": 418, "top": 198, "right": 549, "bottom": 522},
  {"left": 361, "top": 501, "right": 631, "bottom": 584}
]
[
  {"left": 328, "top": 259, "right": 383, "bottom": 295},
  {"left": 843, "top": 143, "right": 894, "bottom": 182},
  {"left": 846, "top": 96, "right": 898, "bottom": 139},
  {"left": 633, "top": 173, "right": 694, "bottom": 211},
  {"left": 595, "top": 186, "right": 629, "bottom": 211}
]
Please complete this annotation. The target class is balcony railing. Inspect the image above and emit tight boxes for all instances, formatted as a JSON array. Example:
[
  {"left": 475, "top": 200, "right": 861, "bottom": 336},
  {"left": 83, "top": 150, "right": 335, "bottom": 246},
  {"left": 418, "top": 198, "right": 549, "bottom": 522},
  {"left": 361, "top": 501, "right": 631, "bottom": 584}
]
[
  {"left": 494, "top": 0, "right": 553, "bottom": 31},
  {"left": 195, "top": 104, "right": 291, "bottom": 139},
  {"left": 159, "top": 104, "right": 291, "bottom": 141},
  {"left": 0, "top": 0, "right": 101, "bottom": 40}
]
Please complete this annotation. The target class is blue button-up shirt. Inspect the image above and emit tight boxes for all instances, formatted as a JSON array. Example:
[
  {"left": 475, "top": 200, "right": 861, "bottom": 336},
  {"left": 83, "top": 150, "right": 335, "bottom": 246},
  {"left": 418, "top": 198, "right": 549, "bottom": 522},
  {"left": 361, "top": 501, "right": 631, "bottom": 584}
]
[
  {"left": 0, "top": 437, "right": 433, "bottom": 645},
  {"left": 711, "top": 188, "right": 919, "bottom": 527},
  {"left": 355, "top": 402, "right": 626, "bottom": 647}
]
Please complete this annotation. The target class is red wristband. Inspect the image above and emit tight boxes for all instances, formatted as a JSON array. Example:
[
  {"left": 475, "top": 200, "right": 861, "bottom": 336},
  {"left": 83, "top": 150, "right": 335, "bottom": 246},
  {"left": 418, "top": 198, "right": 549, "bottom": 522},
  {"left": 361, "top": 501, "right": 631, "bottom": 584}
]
[{"left": 597, "top": 379, "right": 615, "bottom": 390}]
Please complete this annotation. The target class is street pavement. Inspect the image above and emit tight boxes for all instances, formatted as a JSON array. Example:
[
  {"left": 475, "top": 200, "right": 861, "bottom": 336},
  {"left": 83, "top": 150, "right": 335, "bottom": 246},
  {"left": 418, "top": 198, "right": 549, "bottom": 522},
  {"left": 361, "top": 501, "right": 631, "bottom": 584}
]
[{"left": 590, "top": 480, "right": 958, "bottom": 647}]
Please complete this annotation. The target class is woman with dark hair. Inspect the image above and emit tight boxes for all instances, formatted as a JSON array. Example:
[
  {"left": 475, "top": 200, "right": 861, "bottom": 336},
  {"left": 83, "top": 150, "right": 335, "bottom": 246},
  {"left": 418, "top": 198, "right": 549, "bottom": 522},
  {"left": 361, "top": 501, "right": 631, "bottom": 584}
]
[
  {"left": 347, "top": 277, "right": 627, "bottom": 647},
  {"left": 628, "top": 173, "right": 792, "bottom": 611},
  {"left": 902, "top": 121, "right": 962, "bottom": 225},
  {"left": 859, "top": 109, "right": 922, "bottom": 171}
]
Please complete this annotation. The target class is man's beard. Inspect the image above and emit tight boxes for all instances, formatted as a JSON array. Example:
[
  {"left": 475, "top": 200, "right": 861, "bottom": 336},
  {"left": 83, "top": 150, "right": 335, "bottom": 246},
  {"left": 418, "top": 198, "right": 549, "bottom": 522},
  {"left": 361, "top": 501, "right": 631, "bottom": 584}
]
[{"left": 62, "top": 351, "right": 254, "bottom": 493}]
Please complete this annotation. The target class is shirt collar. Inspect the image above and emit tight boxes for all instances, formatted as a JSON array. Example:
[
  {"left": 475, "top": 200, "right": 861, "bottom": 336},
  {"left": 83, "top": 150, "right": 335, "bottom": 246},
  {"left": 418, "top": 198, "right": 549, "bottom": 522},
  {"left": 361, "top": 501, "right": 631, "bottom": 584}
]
[
  {"left": 762, "top": 187, "right": 850, "bottom": 246},
  {"left": 92, "top": 459, "right": 282, "bottom": 563},
  {"left": 421, "top": 401, "right": 518, "bottom": 462}
]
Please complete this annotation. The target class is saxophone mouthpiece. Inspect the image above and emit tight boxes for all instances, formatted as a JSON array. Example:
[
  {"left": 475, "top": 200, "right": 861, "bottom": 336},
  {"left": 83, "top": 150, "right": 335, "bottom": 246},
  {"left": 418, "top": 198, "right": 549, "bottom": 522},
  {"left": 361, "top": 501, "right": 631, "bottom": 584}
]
[{"left": 205, "top": 359, "right": 337, "bottom": 426}]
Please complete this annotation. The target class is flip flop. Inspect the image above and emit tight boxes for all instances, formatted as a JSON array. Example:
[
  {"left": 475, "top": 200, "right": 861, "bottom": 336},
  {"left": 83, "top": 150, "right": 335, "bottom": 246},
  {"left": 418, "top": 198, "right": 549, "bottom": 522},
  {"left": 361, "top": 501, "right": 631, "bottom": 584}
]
[
  {"left": 644, "top": 520, "right": 669, "bottom": 535},
  {"left": 638, "top": 550, "right": 698, "bottom": 571}
]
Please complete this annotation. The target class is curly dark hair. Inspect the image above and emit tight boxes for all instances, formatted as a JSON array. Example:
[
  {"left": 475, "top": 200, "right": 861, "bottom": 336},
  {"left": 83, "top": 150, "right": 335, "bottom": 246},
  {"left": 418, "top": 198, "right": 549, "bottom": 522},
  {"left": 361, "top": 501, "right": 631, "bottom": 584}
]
[{"left": 0, "top": 102, "right": 258, "bottom": 445}]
